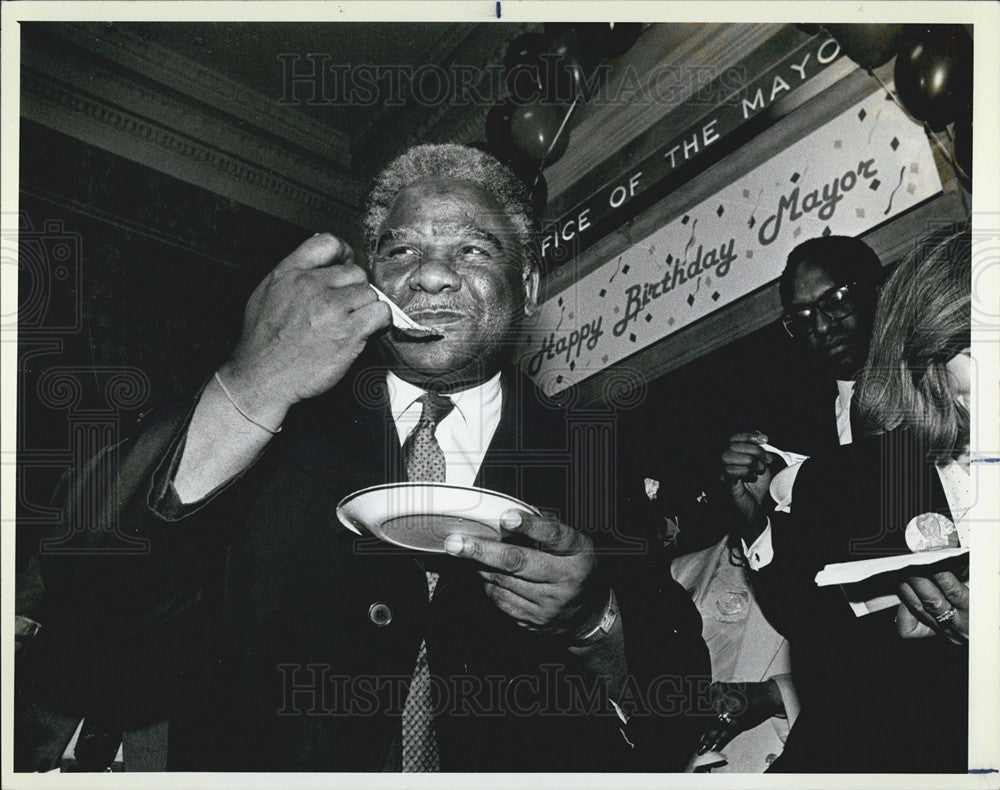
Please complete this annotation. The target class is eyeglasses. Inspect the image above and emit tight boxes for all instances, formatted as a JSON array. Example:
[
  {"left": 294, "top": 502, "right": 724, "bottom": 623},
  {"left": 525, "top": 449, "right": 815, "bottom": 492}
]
[{"left": 781, "top": 282, "right": 857, "bottom": 338}]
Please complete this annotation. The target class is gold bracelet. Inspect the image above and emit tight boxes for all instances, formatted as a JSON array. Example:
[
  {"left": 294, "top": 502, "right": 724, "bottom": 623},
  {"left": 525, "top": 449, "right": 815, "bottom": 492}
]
[{"left": 214, "top": 371, "right": 282, "bottom": 435}]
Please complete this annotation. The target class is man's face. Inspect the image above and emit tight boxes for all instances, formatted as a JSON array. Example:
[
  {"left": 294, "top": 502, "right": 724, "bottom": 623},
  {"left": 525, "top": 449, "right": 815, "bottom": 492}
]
[
  {"left": 370, "top": 178, "right": 537, "bottom": 388},
  {"left": 787, "top": 260, "right": 874, "bottom": 378}
]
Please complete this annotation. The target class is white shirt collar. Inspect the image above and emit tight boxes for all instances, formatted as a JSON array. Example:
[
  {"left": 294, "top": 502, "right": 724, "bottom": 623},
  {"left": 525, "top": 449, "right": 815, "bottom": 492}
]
[
  {"left": 386, "top": 370, "right": 502, "bottom": 438},
  {"left": 835, "top": 379, "right": 855, "bottom": 411}
]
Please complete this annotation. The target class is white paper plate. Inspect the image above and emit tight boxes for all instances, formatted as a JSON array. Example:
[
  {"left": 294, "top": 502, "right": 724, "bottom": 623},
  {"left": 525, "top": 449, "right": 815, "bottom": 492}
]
[{"left": 336, "top": 482, "right": 539, "bottom": 553}]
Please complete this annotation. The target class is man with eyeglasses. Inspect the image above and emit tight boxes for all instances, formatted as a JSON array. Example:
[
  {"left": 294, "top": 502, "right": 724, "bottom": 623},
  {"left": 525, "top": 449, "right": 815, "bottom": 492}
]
[
  {"left": 688, "top": 236, "right": 881, "bottom": 766},
  {"left": 721, "top": 235, "right": 882, "bottom": 546}
]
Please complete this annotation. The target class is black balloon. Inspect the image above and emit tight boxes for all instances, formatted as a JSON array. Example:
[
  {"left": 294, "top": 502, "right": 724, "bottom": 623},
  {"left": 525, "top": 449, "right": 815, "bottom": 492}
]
[
  {"left": 504, "top": 32, "right": 547, "bottom": 101},
  {"left": 485, "top": 99, "right": 518, "bottom": 163},
  {"left": 506, "top": 155, "right": 540, "bottom": 183},
  {"left": 577, "top": 22, "right": 643, "bottom": 59},
  {"left": 509, "top": 96, "right": 570, "bottom": 163},
  {"left": 824, "top": 24, "right": 909, "bottom": 70},
  {"left": 893, "top": 27, "right": 973, "bottom": 130},
  {"left": 953, "top": 117, "right": 971, "bottom": 185},
  {"left": 545, "top": 30, "right": 597, "bottom": 102}
]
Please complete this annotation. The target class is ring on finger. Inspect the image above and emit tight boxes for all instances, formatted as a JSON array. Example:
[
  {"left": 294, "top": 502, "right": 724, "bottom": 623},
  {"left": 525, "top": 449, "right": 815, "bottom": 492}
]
[{"left": 934, "top": 606, "right": 959, "bottom": 624}]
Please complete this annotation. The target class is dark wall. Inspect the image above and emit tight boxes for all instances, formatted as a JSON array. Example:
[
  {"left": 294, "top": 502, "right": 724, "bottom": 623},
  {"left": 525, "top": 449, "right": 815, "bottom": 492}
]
[{"left": 17, "top": 120, "right": 311, "bottom": 539}]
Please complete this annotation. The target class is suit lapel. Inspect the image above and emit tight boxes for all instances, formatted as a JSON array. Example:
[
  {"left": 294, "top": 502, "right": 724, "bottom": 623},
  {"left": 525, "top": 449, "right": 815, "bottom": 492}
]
[
  {"left": 350, "top": 370, "right": 404, "bottom": 487},
  {"left": 473, "top": 369, "right": 524, "bottom": 495},
  {"left": 300, "top": 368, "right": 409, "bottom": 558}
]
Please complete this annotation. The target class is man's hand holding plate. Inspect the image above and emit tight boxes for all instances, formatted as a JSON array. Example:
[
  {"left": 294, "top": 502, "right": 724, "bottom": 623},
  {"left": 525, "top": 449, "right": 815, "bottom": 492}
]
[{"left": 444, "top": 509, "right": 607, "bottom": 640}]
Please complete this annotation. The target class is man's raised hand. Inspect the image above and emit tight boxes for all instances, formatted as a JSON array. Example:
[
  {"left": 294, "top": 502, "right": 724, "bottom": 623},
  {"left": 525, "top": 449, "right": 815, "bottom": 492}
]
[
  {"left": 720, "top": 431, "right": 775, "bottom": 538},
  {"left": 220, "top": 234, "right": 391, "bottom": 424}
]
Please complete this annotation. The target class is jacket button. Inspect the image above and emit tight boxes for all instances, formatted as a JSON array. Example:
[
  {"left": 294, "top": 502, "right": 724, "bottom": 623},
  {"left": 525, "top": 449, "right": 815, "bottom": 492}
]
[{"left": 369, "top": 602, "right": 392, "bottom": 627}]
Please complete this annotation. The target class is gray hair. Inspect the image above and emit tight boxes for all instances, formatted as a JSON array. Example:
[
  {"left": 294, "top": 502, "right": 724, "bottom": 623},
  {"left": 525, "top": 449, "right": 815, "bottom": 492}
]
[{"left": 363, "top": 144, "right": 534, "bottom": 262}]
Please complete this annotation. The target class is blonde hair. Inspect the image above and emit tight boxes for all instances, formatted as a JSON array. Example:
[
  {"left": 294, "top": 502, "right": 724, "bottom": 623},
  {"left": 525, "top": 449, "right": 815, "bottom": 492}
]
[{"left": 856, "top": 222, "right": 971, "bottom": 460}]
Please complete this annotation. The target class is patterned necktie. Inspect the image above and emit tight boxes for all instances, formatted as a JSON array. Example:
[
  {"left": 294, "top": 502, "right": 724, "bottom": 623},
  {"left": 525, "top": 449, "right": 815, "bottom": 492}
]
[{"left": 400, "top": 392, "right": 454, "bottom": 772}]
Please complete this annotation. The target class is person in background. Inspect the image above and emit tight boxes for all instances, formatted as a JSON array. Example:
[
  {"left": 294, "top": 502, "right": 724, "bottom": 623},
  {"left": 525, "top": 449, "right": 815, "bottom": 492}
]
[
  {"left": 722, "top": 234, "right": 884, "bottom": 535},
  {"left": 671, "top": 536, "right": 800, "bottom": 772},
  {"left": 686, "top": 235, "right": 883, "bottom": 765},
  {"left": 739, "top": 222, "right": 971, "bottom": 772}
]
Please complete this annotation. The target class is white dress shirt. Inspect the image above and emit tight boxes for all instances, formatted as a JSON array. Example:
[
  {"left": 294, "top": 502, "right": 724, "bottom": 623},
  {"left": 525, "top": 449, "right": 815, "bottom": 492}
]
[{"left": 386, "top": 371, "right": 503, "bottom": 485}]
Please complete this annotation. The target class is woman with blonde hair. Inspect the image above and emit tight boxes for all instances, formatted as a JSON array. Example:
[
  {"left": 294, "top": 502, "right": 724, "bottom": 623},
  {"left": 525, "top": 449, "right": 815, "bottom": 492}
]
[
  {"left": 858, "top": 223, "right": 971, "bottom": 464},
  {"left": 750, "top": 221, "right": 971, "bottom": 773}
]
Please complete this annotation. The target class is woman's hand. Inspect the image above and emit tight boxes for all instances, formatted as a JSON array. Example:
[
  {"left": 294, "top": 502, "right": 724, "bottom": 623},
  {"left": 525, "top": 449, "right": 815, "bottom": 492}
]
[
  {"left": 697, "top": 679, "right": 785, "bottom": 754},
  {"left": 896, "top": 571, "right": 969, "bottom": 645}
]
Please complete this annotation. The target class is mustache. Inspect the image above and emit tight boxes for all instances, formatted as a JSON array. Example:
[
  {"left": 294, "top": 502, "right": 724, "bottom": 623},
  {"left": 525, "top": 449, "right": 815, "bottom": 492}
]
[{"left": 401, "top": 300, "right": 471, "bottom": 315}]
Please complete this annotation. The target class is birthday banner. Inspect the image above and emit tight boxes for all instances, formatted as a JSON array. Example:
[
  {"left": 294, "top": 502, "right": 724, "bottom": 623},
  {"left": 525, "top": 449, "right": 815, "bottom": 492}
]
[{"left": 519, "top": 91, "right": 943, "bottom": 395}]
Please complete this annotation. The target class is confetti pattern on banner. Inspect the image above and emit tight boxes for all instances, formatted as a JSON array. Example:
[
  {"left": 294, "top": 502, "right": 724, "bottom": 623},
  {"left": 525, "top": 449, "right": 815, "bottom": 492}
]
[
  {"left": 884, "top": 166, "right": 906, "bottom": 216},
  {"left": 520, "top": 92, "right": 943, "bottom": 395}
]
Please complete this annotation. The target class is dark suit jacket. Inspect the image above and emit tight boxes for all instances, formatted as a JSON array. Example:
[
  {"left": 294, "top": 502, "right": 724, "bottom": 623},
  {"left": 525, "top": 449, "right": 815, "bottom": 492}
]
[
  {"left": 18, "top": 364, "right": 709, "bottom": 772},
  {"left": 752, "top": 374, "right": 856, "bottom": 458},
  {"left": 756, "top": 430, "right": 969, "bottom": 773}
]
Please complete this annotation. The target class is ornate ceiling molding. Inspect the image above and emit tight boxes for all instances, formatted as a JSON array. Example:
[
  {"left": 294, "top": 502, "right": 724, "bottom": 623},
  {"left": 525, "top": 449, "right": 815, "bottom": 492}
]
[
  {"left": 22, "top": 69, "right": 358, "bottom": 232},
  {"left": 353, "top": 22, "right": 484, "bottom": 141},
  {"left": 21, "top": 23, "right": 363, "bottom": 232},
  {"left": 46, "top": 22, "right": 353, "bottom": 166},
  {"left": 417, "top": 25, "right": 532, "bottom": 147}
]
